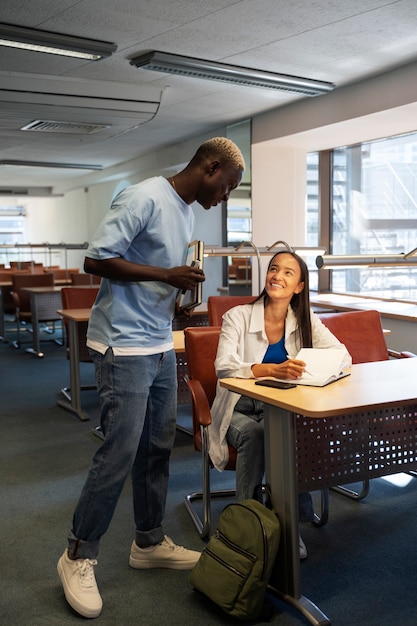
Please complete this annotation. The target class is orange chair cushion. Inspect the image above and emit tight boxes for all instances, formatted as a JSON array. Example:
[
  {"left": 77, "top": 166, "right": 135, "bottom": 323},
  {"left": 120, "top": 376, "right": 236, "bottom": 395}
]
[{"left": 319, "top": 309, "right": 389, "bottom": 364}]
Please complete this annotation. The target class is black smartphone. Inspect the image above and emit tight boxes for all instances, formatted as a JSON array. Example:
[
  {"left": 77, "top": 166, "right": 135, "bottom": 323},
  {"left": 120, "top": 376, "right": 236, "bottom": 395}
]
[{"left": 255, "top": 379, "right": 297, "bottom": 390}]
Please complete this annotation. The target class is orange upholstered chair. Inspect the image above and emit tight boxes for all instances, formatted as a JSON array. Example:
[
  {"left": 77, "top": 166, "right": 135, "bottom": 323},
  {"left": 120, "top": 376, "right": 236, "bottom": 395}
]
[
  {"left": 70, "top": 272, "right": 101, "bottom": 285},
  {"left": 11, "top": 272, "right": 55, "bottom": 347},
  {"left": 60, "top": 286, "right": 99, "bottom": 362},
  {"left": 318, "top": 309, "right": 416, "bottom": 502},
  {"left": 207, "top": 295, "right": 257, "bottom": 326},
  {"left": 184, "top": 326, "right": 237, "bottom": 538}
]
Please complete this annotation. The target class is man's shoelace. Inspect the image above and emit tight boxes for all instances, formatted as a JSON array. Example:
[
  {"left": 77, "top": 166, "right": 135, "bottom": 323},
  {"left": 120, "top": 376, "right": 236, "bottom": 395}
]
[
  {"left": 76, "top": 559, "right": 98, "bottom": 588},
  {"left": 162, "top": 536, "right": 186, "bottom": 552}
]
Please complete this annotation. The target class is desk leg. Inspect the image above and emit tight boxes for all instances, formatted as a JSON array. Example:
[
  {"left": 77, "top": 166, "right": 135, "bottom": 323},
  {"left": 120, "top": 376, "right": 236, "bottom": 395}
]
[
  {"left": 57, "top": 318, "right": 90, "bottom": 421},
  {"left": 0, "top": 288, "right": 7, "bottom": 343},
  {"left": 0, "top": 311, "right": 6, "bottom": 343},
  {"left": 25, "top": 293, "right": 43, "bottom": 357},
  {"left": 264, "top": 405, "right": 331, "bottom": 626}
]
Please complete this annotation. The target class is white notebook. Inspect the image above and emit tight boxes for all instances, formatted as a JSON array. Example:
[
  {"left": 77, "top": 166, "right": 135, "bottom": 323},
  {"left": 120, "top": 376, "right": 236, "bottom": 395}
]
[{"left": 274, "top": 348, "right": 350, "bottom": 387}]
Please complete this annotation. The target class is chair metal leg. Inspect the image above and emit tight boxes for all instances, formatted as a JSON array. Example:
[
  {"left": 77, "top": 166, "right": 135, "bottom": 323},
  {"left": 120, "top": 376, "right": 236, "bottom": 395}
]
[
  {"left": 184, "top": 428, "right": 235, "bottom": 539},
  {"left": 330, "top": 479, "right": 370, "bottom": 500},
  {"left": 312, "top": 488, "right": 329, "bottom": 527},
  {"left": 60, "top": 384, "right": 96, "bottom": 402},
  {"left": 12, "top": 317, "right": 23, "bottom": 349}
]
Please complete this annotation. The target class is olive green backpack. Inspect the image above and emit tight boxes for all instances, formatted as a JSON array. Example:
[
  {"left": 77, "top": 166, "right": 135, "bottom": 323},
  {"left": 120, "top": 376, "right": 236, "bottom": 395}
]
[{"left": 189, "top": 498, "right": 280, "bottom": 621}]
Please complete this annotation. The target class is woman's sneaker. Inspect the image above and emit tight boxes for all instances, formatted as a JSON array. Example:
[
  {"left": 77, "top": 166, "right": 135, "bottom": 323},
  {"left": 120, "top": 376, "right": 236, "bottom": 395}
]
[
  {"left": 129, "top": 536, "right": 200, "bottom": 570},
  {"left": 299, "top": 534, "right": 308, "bottom": 560}
]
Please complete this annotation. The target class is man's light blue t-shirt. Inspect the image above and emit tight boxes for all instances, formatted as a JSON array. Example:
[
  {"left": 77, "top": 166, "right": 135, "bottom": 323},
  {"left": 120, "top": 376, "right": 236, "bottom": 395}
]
[{"left": 86, "top": 176, "right": 194, "bottom": 349}]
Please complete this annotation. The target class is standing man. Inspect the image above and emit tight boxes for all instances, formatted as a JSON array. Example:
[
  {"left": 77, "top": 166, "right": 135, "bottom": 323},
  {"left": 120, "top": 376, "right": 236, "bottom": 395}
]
[{"left": 57, "top": 137, "right": 245, "bottom": 618}]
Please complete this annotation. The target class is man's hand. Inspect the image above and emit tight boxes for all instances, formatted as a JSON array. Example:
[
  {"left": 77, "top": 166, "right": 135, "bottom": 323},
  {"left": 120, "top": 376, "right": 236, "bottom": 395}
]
[{"left": 167, "top": 264, "right": 205, "bottom": 291}]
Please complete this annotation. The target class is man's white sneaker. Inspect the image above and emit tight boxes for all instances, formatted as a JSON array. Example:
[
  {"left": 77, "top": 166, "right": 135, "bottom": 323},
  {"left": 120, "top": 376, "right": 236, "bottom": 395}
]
[
  {"left": 299, "top": 534, "right": 308, "bottom": 560},
  {"left": 129, "top": 536, "right": 201, "bottom": 570},
  {"left": 57, "top": 550, "right": 102, "bottom": 618}
]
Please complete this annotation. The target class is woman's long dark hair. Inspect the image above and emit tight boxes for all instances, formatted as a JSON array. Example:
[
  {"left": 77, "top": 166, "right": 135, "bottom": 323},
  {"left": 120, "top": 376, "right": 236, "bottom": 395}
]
[{"left": 254, "top": 250, "right": 312, "bottom": 348}]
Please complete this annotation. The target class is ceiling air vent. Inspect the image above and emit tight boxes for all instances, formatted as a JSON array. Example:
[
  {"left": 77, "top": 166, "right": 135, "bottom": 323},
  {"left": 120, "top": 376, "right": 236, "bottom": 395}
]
[{"left": 20, "top": 120, "right": 110, "bottom": 134}]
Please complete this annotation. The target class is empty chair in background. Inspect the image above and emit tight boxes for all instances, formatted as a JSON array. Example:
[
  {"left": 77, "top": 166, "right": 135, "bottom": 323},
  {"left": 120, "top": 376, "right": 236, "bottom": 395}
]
[
  {"left": 11, "top": 272, "right": 55, "bottom": 347},
  {"left": 71, "top": 272, "right": 101, "bottom": 285}
]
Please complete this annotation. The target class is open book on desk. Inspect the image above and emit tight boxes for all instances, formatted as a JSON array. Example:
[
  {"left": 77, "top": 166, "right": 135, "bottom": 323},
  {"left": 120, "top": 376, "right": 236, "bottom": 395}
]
[{"left": 272, "top": 348, "right": 351, "bottom": 387}]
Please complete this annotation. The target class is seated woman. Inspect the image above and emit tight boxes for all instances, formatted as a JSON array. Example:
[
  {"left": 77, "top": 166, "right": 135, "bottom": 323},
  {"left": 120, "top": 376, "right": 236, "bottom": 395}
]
[{"left": 208, "top": 248, "right": 352, "bottom": 559}]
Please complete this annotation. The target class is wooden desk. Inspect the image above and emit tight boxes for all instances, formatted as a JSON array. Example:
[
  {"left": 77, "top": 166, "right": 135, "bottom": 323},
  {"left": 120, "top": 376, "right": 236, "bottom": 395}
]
[
  {"left": 0, "top": 279, "right": 70, "bottom": 344},
  {"left": 21, "top": 286, "right": 64, "bottom": 357},
  {"left": 220, "top": 358, "right": 417, "bottom": 626},
  {"left": 57, "top": 306, "right": 186, "bottom": 422}
]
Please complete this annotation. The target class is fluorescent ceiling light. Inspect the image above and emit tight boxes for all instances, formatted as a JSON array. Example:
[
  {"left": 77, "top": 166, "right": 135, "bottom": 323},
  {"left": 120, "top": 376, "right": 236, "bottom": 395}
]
[
  {"left": 0, "top": 23, "right": 116, "bottom": 60},
  {"left": 0, "top": 160, "right": 103, "bottom": 170},
  {"left": 130, "top": 51, "right": 334, "bottom": 96}
]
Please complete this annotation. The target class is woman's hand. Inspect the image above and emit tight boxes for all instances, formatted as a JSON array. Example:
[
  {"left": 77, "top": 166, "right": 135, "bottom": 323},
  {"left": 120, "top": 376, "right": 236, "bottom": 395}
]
[{"left": 252, "top": 359, "right": 307, "bottom": 380}]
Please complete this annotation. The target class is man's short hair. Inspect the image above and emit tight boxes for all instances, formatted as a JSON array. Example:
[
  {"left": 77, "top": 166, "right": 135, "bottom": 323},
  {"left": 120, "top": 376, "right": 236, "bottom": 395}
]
[{"left": 193, "top": 137, "right": 245, "bottom": 170}]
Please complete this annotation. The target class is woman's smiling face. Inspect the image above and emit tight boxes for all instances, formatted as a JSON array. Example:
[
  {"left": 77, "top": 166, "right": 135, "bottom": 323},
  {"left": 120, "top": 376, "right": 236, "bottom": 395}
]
[{"left": 265, "top": 252, "right": 304, "bottom": 301}]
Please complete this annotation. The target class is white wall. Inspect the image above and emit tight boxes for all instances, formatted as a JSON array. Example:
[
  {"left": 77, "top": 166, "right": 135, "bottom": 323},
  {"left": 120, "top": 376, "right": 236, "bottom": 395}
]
[
  {"left": 251, "top": 143, "right": 307, "bottom": 292},
  {"left": 0, "top": 188, "right": 89, "bottom": 269}
]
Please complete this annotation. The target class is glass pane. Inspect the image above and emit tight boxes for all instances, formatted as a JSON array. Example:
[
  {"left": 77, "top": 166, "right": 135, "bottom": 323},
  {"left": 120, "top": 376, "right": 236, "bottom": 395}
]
[
  {"left": 227, "top": 202, "right": 252, "bottom": 246},
  {"left": 305, "top": 152, "right": 319, "bottom": 291},
  {"left": 330, "top": 132, "right": 417, "bottom": 299}
]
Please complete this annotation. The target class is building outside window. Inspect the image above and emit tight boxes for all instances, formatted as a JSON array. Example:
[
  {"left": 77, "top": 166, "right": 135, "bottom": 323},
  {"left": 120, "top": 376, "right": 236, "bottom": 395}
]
[
  {"left": 227, "top": 201, "right": 252, "bottom": 245},
  {"left": 0, "top": 206, "right": 26, "bottom": 267},
  {"left": 307, "top": 131, "right": 417, "bottom": 300},
  {"left": 305, "top": 152, "right": 319, "bottom": 291}
]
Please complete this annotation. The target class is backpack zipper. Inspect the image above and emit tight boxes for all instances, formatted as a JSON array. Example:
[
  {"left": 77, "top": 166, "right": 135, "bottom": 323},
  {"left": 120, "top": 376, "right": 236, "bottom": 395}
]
[
  {"left": 226, "top": 503, "right": 270, "bottom": 580},
  {"left": 204, "top": 546, "right": 247, "bottom": 578}
]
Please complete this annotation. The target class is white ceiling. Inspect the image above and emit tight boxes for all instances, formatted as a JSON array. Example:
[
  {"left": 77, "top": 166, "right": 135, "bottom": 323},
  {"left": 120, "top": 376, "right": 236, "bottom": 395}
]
[{"left": 1, "top": 0, "right": 417, "bottom": 194}]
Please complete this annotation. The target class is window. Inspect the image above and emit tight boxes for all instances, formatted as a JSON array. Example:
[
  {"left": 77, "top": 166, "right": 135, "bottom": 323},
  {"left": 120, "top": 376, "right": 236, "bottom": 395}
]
[
  {"left": 309, "top": 131, "right": 417, "bottom": 300},
  {"left": 227, "top": 201, "right": 252, "bottom": 245},
  {"left": 0, "top": 206, "right": 26, "bottom": 266},
  {"left": 304, "top": 152, "right": 320, "bottom": 290}
]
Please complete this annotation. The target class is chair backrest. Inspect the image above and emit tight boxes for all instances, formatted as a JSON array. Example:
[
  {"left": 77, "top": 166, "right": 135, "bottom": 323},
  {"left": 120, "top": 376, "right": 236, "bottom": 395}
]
[
  {"left": 184, "top": 326, "right": 237, "bottom": 468},
  {"left": 318, "top": 309, "right": 389, "bottom": 363},
  {"left": 184, "top": 326, "right": 222, "bottom": 406},
  {"left": 0, "top": 268, "right": 29, "bottom": 281},
  {"left": 10, "top": 261, "right": 33, "bottom": 270},
  {"left": 52, "top": 267, "right": 79, "bottom": 281},
  {"left": 11, "top": 272, "right": 55, "bottom": 314},
  {"left": 70, "top": 272, "right": 101, "bottom": 285},
  {"left": 0, "top": 270, "right": 29, "bottom": 312},
  {"left": 235, "top": 264, "right": 252, "bottom": 281},
  {"left": 61, "top": 286, "right": 99, "bottom": 310},
  {"left": 61, "top": 286, "right": 99, "bottom": 362},
  {"left": 207, "top": 295, "right": 257, "bottom": 326}
]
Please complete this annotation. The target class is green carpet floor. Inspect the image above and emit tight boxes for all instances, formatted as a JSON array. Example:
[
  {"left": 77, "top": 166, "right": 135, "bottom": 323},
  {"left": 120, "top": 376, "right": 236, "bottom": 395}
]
[{"left": 1, "top": 322, "right": 417, "bottom": 625}]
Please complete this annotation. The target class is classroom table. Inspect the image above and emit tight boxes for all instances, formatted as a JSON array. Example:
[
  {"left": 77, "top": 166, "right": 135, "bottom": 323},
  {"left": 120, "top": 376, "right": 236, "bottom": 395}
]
[
  {"left": 21, "top": 286, "right": 64, "bottom": 357},
  {"left": 0, "top": 278, "right": 72, "bottom": 343},
  {"left": 57, "top": 306, "right": 187, "bottom": 422},
  {"left": 220, "top": 358, "right": 417, "bottom": 626},
  {"left": 56, "top": 308, "right": 92, "bottom": 421}
]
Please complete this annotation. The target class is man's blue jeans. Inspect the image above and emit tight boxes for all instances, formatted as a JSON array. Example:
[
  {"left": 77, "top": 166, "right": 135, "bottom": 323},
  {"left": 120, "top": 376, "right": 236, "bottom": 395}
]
[{"left": 67, "top": 347, "right": 177, "bottom": 559}]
